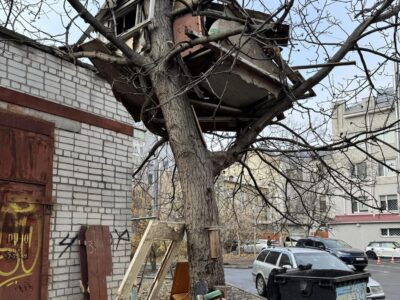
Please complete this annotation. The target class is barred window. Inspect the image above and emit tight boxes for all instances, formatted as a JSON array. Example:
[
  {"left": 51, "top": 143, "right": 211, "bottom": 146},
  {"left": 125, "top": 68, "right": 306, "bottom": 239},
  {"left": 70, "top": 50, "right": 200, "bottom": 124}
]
[
  {"left": 380, "top": 195, "right": 398, "bottom": 212},
  {"left": 381, "top": 228, "right": 400, "bottom": 237}
]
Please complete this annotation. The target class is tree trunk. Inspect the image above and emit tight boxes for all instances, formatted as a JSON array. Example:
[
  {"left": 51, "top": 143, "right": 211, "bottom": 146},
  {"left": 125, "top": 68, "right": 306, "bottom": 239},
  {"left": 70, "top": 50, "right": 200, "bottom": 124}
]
[{"left": 147, "top": 2, "right": 225, "bottom": 297}]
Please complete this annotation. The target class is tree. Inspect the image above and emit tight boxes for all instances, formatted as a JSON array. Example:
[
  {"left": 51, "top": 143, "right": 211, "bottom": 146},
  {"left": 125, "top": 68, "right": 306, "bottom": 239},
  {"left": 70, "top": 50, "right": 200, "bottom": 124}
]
[{"left": 2, "top": 0, "right": 400, "bottom": 297}]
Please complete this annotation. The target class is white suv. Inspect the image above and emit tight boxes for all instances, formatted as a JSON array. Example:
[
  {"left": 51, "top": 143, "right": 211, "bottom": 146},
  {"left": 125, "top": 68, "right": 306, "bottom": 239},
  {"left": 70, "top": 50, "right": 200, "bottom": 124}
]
[{"left": 365, "top": 241, "right": 400, "bottom": 259}]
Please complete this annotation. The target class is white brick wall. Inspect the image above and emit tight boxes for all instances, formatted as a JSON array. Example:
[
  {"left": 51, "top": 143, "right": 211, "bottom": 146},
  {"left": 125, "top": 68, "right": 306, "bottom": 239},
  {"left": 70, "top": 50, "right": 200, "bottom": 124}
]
[{"left": 1, "top": 36, "right": 135, "bottom": 299}]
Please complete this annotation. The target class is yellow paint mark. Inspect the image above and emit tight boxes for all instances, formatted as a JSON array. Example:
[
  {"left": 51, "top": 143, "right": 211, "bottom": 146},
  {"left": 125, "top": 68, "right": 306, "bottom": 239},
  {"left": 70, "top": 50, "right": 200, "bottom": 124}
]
[
  {"left": 0, "top": 273, "right": 30, "bottom": 287},
  {"left": 0, "top": 201, "right": 41, "bottom": 285},
  {"left": 21, "top": 219, "right": 41, "bottom": 275},
  {"left": 0, "top": 249, "right": 20, "bottom": 277},
  {"left": 28, "top": 226, "right": 33, "bottom": 248},
  {"left": 6, "top": 280, "right": 17, "bottom": 287},
  {"left": 1, "top": 202, "right": 36, "bottom": 214}
]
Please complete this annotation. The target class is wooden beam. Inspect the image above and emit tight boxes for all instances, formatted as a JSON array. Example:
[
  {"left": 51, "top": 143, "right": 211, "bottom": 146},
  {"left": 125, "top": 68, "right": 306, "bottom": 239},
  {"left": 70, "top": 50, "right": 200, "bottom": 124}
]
[
  {"left": 116, "top": 221, "right": 154, "bottom": 299},
  {"left": 145, "top": 221, "right": 185, "bottom": 241}
]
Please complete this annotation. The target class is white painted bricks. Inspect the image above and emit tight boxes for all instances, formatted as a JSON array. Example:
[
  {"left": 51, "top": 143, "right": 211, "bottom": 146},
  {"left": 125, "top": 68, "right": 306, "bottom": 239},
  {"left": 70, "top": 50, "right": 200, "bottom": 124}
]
[{"left": 0, "top": 36, "right": 136, "bottom": 299}]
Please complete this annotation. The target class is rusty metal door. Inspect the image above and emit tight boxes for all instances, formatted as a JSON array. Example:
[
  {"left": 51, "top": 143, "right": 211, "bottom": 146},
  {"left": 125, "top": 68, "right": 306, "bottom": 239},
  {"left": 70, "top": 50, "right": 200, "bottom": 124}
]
[{"left": 0, "top": 110, "right": 54, "bottom": 300}]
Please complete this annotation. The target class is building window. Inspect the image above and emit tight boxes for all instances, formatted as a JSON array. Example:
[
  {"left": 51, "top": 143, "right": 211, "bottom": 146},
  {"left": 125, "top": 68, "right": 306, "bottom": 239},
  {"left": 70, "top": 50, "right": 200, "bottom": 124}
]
[
  {"left": 381, "top": 228, "right": 400, "bottom": 237},
  {"left": 148, "top": 173, "right": 153, "bottom": 185},
  {"left": 378, "top": 159, "right": 397, "bottom": 177},
  {"left": 380, "top": 131, "right": 396, "bottom": 144},
  {"left": 350, "top": 162, "right": 367, "bottom": 179},
  {"left": 351, "top": 197, "right": 369, "bottom": 213},
  {"left": 319, "top": 198, "right": 327, "bottom": 212},
  {"left": 380, "top": 195, "right": 398, "bottom": 211},
  {"left": 286, "top": 168, "right": 303, "bottom": 181}
]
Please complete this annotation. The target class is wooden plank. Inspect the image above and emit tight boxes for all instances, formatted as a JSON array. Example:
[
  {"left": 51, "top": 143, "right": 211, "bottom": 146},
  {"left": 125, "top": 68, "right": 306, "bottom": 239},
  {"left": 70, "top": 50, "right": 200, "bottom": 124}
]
[
  {"left": 147, "top": 240, "right": 183, "bottom": 300},
  {"left": 116, "top": 221, "right": 154, "bottom": 299},
  {"left": 85, "top": 225, "right": 109, "bottom": 300},
  {"left": 209, "top": 230, "right": 221, "bottom": 259},
  {"left": 170, "top": 262, "right": 190, "bottom": 298},
  {"left": 102, "top": 226, "right": 113, "bottom": 275},
  {"left": 145, "top": 222, "right": 185, "bottom": 241},
  {"left": 79, "top": 226, "right": 90, "bottom": 300}
]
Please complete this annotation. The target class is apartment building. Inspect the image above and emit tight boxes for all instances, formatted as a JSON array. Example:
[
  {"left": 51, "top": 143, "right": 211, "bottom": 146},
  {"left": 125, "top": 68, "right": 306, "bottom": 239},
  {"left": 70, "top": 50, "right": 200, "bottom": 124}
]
[{"left": 329, "top": 89, "right": 400, "bottom": 249}]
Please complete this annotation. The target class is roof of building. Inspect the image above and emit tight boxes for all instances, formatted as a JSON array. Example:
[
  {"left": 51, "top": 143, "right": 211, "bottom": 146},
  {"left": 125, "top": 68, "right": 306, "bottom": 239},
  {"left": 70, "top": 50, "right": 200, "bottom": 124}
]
[
  {"left": 329, "top": 214, "right": 400, "bottom": 224},
  {"left": 0, "top": 26, "right": 95, "bottom": 71}
]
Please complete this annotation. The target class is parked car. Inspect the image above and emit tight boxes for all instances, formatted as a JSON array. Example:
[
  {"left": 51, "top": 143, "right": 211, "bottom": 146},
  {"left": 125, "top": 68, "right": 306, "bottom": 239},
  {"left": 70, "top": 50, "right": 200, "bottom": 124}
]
[
  {"left": 365, "top": 241, "right": 400, "bottom": 259},
  {"left": 252, "top": 247, "right": 385, "bottom": 299},
  {"left": 296, "top": 237, "right": 368, "bottom": 271},
  {"left": 242, "top": 239, "right": 279, "bottom": 253},
  {"left": 283, "top": 236, "right": 303, "bottom": 247}
]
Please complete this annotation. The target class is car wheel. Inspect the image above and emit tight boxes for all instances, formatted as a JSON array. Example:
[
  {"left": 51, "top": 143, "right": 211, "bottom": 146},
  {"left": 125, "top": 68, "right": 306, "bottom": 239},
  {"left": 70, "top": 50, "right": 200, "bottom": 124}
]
[
  {"left": 355, "top": 265, "right": 366, "bottom": 271},
  {"left": 366, "top": 251, "right": 377, "bottom": 260},
  {"left": 256, "top": 275, "right": 267, "bottom": 296}
]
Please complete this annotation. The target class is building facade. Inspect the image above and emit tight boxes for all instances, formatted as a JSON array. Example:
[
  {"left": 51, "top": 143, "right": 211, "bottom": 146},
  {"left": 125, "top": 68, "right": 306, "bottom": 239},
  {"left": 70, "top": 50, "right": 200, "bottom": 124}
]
[
  {"left": 329, "top": 90, "right": 400, "bottom": 249},
  {"left": 0, "top": 28, "right": 136, "bottom": 299}
]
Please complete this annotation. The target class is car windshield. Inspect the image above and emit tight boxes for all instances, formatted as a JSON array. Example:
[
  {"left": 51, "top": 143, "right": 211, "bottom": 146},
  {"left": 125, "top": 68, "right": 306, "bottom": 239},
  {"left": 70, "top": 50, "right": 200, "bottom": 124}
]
[
  {"left": 323, "top": 239, "right": 352, "bottom": 249},
  {"left": 394, "top": 242, "right": 400, "bottom": 248},
  {"left": 294, "top": 253, "right": 350, "bottom": 271}
]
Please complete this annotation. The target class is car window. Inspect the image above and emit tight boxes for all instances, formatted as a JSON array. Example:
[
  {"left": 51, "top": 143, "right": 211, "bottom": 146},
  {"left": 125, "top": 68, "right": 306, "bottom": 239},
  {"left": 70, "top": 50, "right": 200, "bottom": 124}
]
[
  {"left": 296, "top": 239, "right": 306, "bottom": 246},
  {"left": 256, "top": 250, "right": 270, "bottom": 262},
  {"left": 382, "top": 242, "right": 396, "bottom": 248},
  {"left": 368, "top": 242, "right": 380, "bottom": 247},
  {"left": 394, "top": 242, "right": 400, "bottom": 248},
  {"left": 279, "top": 253, "right": 292, "bottom": 267},
  {"left": 324, "top": 239, "right": 351, "bottom": 248},
  {"left": 265, "top": 251, "right": 280, "bottom": 265},
  {"left": 304, "top": 239, "right": 314, "bottom": 247},
  {"left": 314, "top": 241, "right": 325, "bottom": 249},
  {"left": 294, "top": 252, "right": 350, "bottom": 271}
]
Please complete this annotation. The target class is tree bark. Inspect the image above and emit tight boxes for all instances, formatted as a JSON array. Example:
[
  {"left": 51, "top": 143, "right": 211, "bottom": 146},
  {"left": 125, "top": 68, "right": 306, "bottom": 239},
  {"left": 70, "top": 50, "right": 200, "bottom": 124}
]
[{"left": 148, "top": 1, "right": 225, "bottom": 297}]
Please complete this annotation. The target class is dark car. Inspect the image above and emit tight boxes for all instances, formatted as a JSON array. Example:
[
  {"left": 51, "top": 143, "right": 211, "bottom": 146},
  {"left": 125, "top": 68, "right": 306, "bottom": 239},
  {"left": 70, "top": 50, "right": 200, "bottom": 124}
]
[{"left": 296, "top": 237, "right": 368, "bottom": 271}]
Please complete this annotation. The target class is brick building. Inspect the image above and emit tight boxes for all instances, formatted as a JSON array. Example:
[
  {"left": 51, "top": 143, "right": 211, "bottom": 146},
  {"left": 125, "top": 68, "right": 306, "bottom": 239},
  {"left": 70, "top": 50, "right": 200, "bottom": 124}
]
[{"left": 0, "top": 27, "right": 138, "bottom": 299}]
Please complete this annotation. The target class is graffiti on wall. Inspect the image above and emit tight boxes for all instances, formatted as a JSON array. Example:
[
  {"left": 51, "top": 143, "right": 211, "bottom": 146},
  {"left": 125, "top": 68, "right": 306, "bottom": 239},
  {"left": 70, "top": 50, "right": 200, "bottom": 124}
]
[
  {"left": 0, "top": 201, "right": 41, "bottom": 287},
  {"left": 58, "top": 228, "right": 130, "bottom": 258}
]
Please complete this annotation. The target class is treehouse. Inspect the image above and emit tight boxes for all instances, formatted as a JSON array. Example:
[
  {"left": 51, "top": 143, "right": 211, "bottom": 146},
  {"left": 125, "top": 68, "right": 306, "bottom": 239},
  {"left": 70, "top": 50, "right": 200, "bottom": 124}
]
[{"left": 78, "top": 0, "right": 314, "bottom": 133}]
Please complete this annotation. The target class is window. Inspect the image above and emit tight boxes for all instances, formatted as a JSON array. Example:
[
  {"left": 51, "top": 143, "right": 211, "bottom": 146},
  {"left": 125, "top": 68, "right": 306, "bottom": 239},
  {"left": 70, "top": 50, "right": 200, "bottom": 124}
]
[
  {"left": 147, "top": 173, "right": 153, "bottom": 185},
  {"left": 381, "top": 242, "right": 397, "bottom": 248},
  {"left": 279, "top": 253, "right": 292, "bottom": 267},
  {"left": 380, "top": 195, "right": 398, "bottom": 212},
  {"left": 256, "top": 250, "right": 269, "bottom": 262},
  {"left": 378, "top": 159, "right": 397, "bottom": 177},
  {"left": 381, "top": 228, "right": 400, "bottom": 237},
  {"left": 368, "top": 242, "right": 380, "bottom": 247},
  {"left": 314, "top": 241, "right": 326, "bottom": 249},
  {"left": 380, "top": 131, "right": 396, "bottom": 144},
  {"left": 350, "top": 162, "right": 367, "bottom": 179},
  {"left": 303, "top": 239, "right": 314, "bottom": 247},
  {"left": 319, "top": 198, "right": 327, "bottom": 212},
  {"left": 351, "top": 197, "right": 369, "bottom": 213},
  {"left": 265, "top": 251, "right": 280, "bottom": 265},
  {"left": 286, "top": 169, "right": 302, "bottom": 181}
]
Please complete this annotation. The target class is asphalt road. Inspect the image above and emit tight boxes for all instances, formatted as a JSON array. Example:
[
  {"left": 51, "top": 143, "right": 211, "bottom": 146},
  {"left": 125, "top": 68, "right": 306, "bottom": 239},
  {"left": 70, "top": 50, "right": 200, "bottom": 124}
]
[{"left": 225, "top": 260, "right": 400, "bottom": 300}]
